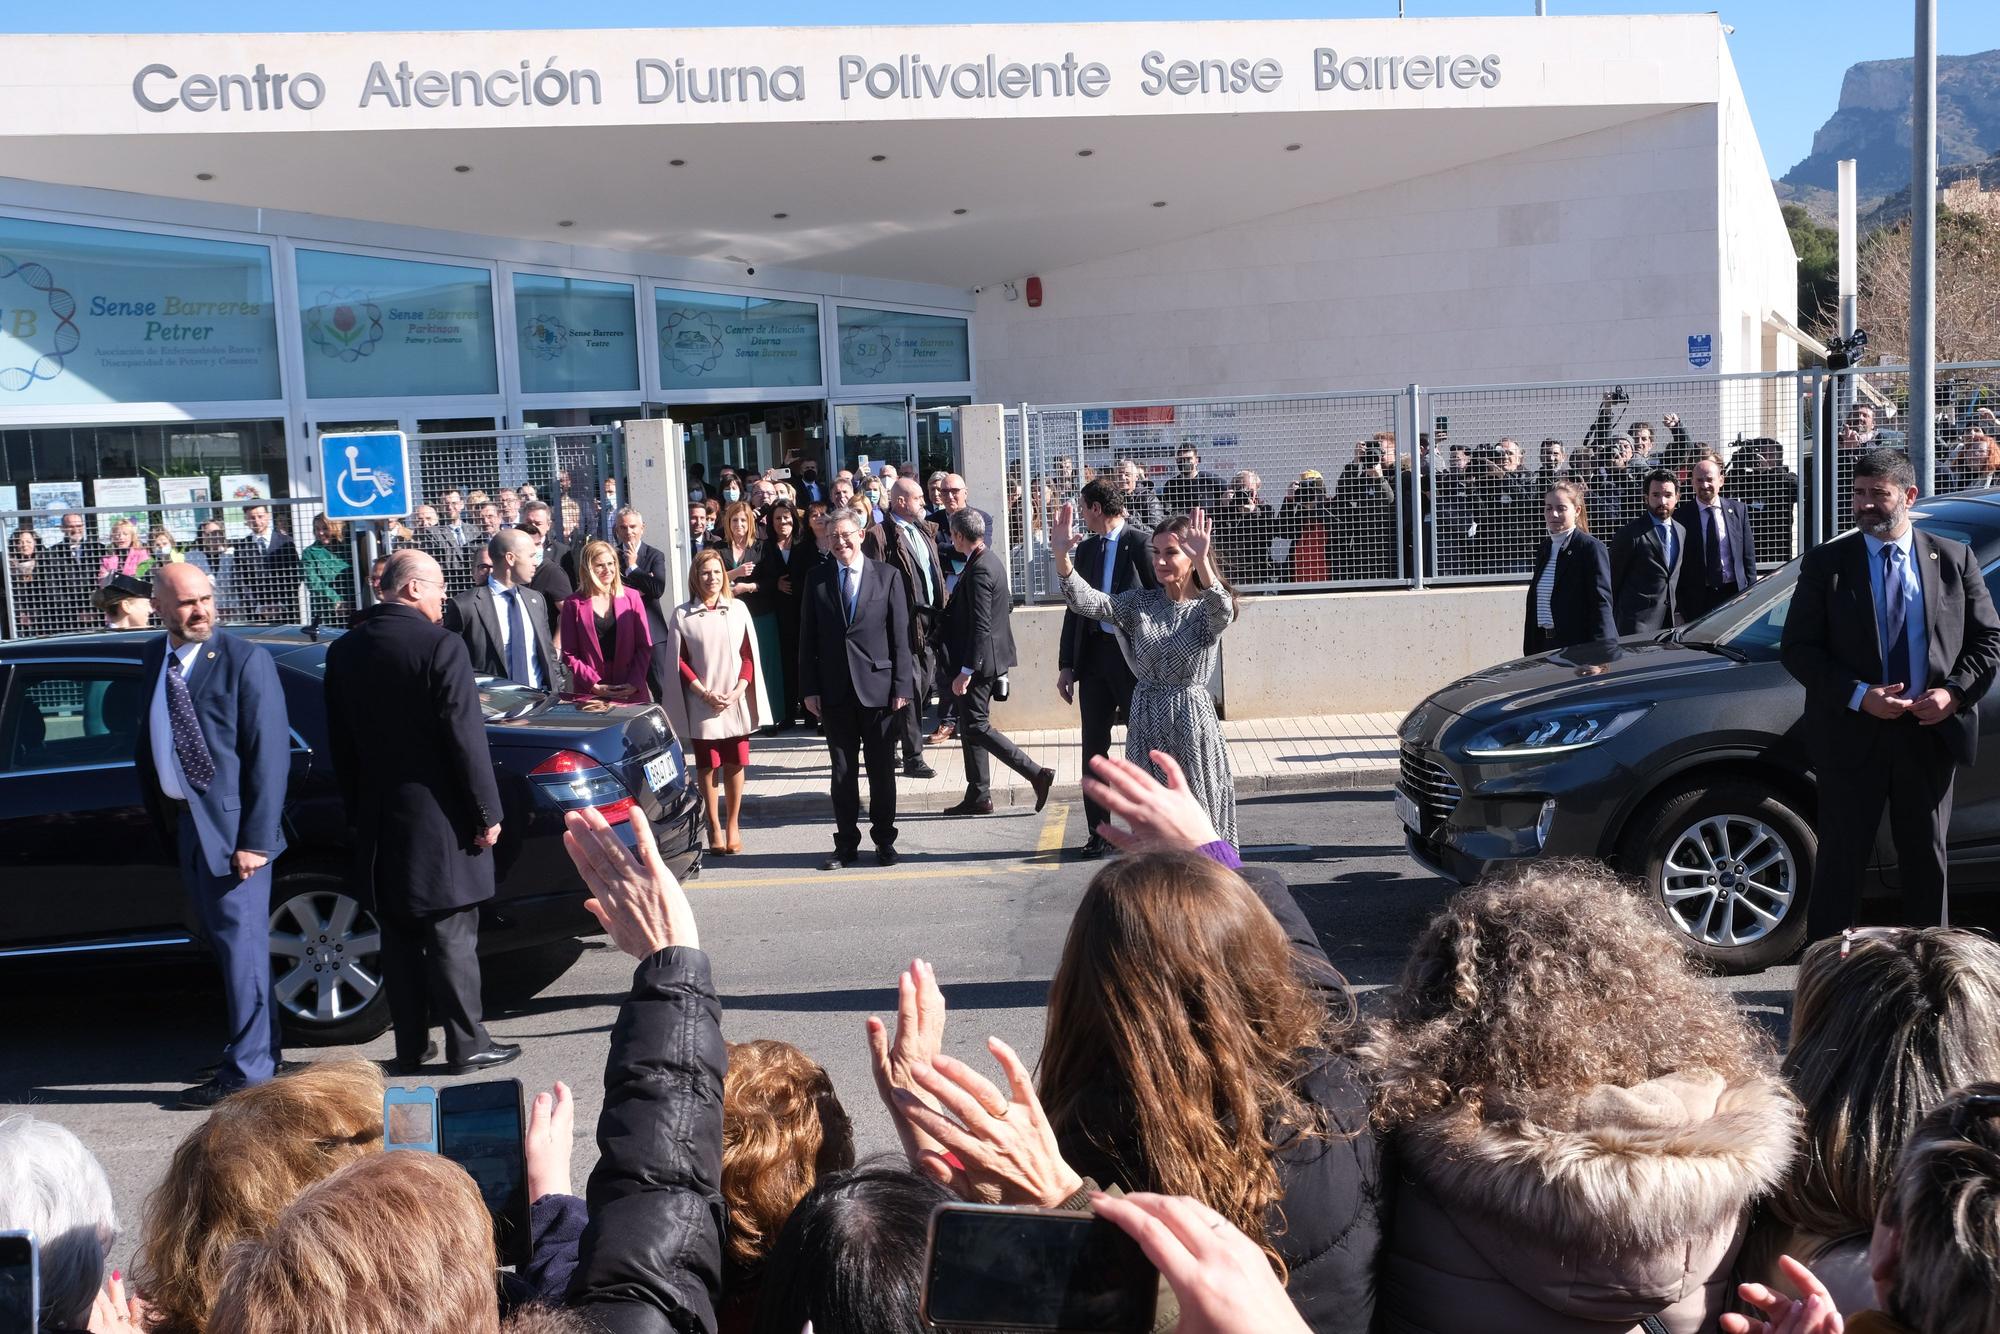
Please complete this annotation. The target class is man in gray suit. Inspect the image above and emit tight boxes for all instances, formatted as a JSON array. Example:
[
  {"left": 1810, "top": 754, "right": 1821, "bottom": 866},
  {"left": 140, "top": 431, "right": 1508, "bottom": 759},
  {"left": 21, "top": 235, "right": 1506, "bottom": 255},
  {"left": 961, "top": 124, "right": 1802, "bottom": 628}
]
[{"left": 1609, "top": 468, "right": 1687, "bottom": 636}]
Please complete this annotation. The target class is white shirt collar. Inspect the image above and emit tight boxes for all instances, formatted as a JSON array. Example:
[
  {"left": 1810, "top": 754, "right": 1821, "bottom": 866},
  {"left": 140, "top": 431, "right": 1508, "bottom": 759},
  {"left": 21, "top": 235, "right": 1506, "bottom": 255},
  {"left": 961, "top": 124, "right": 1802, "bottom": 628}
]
[{"left": 1548, "top": 526, "right": 1577, "bottom": 550}]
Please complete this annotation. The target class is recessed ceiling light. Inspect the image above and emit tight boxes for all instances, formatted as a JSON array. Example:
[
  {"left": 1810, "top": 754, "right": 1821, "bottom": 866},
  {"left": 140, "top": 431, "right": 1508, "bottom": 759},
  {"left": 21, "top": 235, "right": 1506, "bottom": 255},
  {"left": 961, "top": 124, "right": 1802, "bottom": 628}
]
[
  {"left": 1076, "top": 149, "right": 1094, "bottom": 157},
  {"left": 557, "top": 220, "right": 574, "bottom": 228},
  {"left": 453, "top": 164, "right": 472, "bottom": 173},
  {"left": 669, "top": 158, "right": 686, "bottom": 167},
  {"left": 1285, "top": 143, "right": 1302, "bottom": 151},
  {"left": 772, "top": 212, "right": 789, "bottom": 219},
  {"left": 952, "top": 208, "right": 968, "bottom": 215},
  {"left": 870, "top": 154, "right": 887, "bottom": 162},
  {"left": 195, "top": 172, "right": 214, "bottom": 181},
  {"left": 1152, "top": 201, "right": 1168, "bottom": 208}
]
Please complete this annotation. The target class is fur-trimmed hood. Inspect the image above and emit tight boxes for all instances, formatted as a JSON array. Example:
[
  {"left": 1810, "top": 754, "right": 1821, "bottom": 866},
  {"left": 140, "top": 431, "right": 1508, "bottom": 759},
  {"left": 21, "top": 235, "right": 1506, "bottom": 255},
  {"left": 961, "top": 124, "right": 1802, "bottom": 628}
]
[{"left": 1400, "top": 1069, "right": 1799, "bottom": 1253}]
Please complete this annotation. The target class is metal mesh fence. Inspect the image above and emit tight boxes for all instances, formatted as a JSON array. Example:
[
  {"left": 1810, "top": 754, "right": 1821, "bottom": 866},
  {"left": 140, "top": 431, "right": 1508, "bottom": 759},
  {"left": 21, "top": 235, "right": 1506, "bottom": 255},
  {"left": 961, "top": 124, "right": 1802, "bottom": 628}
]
[
  {"left": 1011, "top": 392, "right": 1408, "bottom": 599},
  {"left": 400, "top": 427, "right": 620, "bottom": 600},
  {"left": 1421, "top": 372, "right": 1808, "bottom": 584},
  {"left": 3, "top": 495, "right": 338, "bottom": 638},
  {"left": 1824, "top": 363, "right": 2000, "bottom": 504}
]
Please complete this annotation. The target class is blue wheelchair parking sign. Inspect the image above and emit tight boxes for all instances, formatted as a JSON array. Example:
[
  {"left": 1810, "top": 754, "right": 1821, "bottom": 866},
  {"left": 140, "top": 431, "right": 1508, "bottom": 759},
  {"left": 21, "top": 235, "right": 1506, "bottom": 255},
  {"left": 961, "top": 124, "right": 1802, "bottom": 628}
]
[{"left": 318, "top": 430, "right": 411, "bottom": 521}]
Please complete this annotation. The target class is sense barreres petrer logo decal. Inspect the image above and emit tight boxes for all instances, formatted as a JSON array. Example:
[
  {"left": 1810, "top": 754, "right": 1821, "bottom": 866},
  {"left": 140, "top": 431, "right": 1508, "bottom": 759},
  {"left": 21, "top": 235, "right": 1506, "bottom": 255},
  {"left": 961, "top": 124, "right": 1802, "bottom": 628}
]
[
  {"left": 0, "top": 254, "right": 81, "bottom": 392},
  {"left": 304, "top": 288, "right": 385, "bottom": 362},
  {"left": 660, "top": 308, "right": 725, "bottom": 379}
]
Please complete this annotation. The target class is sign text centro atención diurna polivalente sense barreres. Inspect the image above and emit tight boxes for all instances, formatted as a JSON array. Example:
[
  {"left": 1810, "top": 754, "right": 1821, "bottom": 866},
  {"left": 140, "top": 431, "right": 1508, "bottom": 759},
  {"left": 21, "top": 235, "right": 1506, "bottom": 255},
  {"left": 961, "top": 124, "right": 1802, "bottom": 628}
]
[{"left": 129, "top": 47, "right": 1502, "bottom": 114}]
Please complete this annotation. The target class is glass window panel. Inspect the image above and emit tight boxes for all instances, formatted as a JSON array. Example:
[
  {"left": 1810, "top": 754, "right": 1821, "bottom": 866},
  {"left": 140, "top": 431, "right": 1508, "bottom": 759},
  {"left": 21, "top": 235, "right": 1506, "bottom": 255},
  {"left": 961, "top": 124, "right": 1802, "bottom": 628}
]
[
  {"left": 836, "top": 306, "right": 970, "bottom": 385},
  {"left": 654, "top": 288, "right": 820, "bottom": 392},
  {"left": 513, "top": 274, "right": 639, "bottom": 395},
  {"left": 296, "top": 249, "right": 498, "bottom": 399},
  {"left": 0, "top": 213, "right": 281, "bottom": 406}
]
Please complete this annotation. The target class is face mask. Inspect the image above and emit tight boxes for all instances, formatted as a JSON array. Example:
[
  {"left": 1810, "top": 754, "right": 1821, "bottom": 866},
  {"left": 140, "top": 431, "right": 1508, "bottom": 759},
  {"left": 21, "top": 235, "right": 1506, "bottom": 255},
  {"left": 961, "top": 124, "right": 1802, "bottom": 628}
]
[{"left": 723, "top": 488, "right": 741, "bottom": 503}]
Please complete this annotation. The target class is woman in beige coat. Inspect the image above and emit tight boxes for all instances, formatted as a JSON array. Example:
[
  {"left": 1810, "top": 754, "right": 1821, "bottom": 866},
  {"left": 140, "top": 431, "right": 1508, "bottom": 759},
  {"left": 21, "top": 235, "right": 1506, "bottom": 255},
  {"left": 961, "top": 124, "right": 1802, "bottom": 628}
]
[
  {"left": 1357, "top": 862, "right": 1800, "bottom": 1334},
  {"left": 661, "top": 548, "right": 769, "bottom": 854}
]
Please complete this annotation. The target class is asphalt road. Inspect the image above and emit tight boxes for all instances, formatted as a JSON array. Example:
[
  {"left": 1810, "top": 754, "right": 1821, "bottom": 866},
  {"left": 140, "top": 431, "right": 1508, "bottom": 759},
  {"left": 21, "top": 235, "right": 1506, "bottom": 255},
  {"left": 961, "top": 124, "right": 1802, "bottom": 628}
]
[{"left": 0, "top": 784, "right": 1799, "bottom": 1276}]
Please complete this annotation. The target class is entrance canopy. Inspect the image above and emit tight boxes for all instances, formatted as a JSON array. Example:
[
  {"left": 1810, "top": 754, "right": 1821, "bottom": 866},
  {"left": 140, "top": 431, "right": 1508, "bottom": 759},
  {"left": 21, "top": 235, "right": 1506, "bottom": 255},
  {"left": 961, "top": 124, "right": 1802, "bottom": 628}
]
[{"left": 0, "top": 15, "right": 1729, "bottom": 288}]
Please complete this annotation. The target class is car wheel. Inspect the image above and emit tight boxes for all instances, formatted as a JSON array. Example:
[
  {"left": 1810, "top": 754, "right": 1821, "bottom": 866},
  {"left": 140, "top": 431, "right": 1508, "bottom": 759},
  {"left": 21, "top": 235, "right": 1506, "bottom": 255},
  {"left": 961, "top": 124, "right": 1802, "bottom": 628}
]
[
  {"left": 1620, "top": 780, "right": 1815, "bottom": 973},
  {"left": 269, "top": 871, "right": 391, "bottom": 1045}
]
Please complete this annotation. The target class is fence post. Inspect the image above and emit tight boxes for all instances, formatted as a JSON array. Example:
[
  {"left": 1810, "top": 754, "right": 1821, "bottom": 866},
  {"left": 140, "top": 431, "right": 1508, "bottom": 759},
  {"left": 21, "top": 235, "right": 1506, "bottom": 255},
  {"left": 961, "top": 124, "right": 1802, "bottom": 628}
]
[
  {"left": 1016, "top": 402, "right": 1035, "bottom": 605},
  {"left": 1405, "top": 383, "right": 1425, "bottom": 590},
  {"left": 958, "top": 404, "right": 1014, "bottom": 597},
  {"left": 0, "top": 530, "right": 16, "bottom": 638}
]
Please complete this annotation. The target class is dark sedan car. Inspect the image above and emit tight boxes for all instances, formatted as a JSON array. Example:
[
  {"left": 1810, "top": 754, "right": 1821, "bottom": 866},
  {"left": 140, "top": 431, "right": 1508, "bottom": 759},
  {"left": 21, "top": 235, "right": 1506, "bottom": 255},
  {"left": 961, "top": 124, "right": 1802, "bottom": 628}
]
[
  {"left": 0, "top": 626, "right": 702, "bottom": 1043},
  {"left": 1397, "top": 491, "right": 2000, "bottom": 973}
]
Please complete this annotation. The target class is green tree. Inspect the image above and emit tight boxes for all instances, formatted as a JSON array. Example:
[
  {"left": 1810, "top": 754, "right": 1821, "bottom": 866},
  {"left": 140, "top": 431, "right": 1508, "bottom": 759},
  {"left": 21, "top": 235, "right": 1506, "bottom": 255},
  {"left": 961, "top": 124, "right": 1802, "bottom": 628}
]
[{"left": 1784, "top": 203, "right": 1841, "bottom": 338}]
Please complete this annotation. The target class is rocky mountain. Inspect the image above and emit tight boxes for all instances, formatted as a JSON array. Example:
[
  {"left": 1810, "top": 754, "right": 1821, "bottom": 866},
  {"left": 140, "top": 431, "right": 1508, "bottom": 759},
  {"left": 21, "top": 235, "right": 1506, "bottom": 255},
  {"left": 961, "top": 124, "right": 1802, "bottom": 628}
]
[{"left": 1781, "top": 49, "right": 2000, "bottom": 201}]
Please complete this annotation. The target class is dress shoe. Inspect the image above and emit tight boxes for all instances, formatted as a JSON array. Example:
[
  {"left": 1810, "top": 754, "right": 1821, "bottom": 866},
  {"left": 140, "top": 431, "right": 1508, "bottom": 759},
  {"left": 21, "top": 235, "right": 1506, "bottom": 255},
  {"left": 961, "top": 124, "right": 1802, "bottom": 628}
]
[
  {"left": 177, "top": 1078, "right": 241, "bottom": 1110},
  {"left": 1030, "top": 767, "right": 1057, "bottom": 813},
  {"left": 376, "top": 1042, "right": 441, "bottom": 1076},
  {"left": 196, "top": 1057, "right": 310, "bottom": 1082},
  {"left": 941, "top": 796, "right": 995, "bottom": 817},
  {"left": 927, "top": 723, "right": 956, "bottom": 744},
  {"left": 1077, "top": 834, "right": 1112, "bottom": 860},
  {"left": 876, "top": 846, "right": 899, "bottom": 867},
  {"left": 820, "top": 854, "right": 857, "bottom": 871},
  {"left": 448, "top": 1042, "right": 523, "bottom": 1076},
  {"left": 902, "top": 760, "right": 937, "bottom": 779}
]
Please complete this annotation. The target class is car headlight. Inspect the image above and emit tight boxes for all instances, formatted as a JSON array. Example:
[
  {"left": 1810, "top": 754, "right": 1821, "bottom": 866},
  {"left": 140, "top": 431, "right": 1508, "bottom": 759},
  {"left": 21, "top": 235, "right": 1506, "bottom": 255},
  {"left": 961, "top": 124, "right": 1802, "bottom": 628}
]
[{"left": 1459, "top": 706, "right": 1651, "bottom": 758}]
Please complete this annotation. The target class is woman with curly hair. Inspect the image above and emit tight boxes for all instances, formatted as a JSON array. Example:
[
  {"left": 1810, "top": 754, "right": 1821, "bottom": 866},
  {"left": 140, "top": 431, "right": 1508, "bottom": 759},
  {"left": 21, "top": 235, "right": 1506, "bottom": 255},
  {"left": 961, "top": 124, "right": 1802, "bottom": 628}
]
[
  {"left": 718, "top": 1040, "right": 855, "bottom": 1334},
  {"left": 1740, "top": 927, "right": 2000, "bottom": 1316},
  {"left": 1358, "top": 862, "right": 1800, "bottom": 1334}
]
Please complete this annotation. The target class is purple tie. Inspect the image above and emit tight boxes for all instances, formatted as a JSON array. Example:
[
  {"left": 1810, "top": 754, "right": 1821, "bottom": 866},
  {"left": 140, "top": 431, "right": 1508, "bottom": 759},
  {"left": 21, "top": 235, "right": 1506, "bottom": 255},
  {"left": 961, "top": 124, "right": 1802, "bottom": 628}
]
[{"left": 166, "top": 656, "right": 216, "bottom": 790}]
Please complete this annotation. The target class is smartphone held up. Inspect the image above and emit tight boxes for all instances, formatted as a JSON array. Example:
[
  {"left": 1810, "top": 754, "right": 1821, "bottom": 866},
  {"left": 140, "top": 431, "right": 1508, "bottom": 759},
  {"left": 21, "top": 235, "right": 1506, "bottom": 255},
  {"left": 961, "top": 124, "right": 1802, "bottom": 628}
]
[
  {"left": 383, "top": 1078, "right": 532, "bottom": 1270},
  {"left": 922, "top": 1202, "right": 1157, "bottom": 1333}
]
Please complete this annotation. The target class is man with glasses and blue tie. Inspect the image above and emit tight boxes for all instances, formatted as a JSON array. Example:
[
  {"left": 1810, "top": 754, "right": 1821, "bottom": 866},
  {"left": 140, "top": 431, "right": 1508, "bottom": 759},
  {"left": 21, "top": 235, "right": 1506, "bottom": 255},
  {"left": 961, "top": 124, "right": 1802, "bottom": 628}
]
[
  {"left": 137, "top": 562, "right": 293, "bottom": 1108},
  {"left": 1784, "top": 447, "right": 2000, "bottom": 938},
  {"left": 443, "top": 529, "right": 563, "bottom": 694},
  {"left": 799, "top": 510, "right": 913, "bottom": 871}
]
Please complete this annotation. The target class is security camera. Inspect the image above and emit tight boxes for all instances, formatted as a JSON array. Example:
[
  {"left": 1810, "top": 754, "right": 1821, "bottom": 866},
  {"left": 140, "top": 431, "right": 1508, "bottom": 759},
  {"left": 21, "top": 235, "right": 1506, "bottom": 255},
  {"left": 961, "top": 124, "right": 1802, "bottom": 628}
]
[
  {"left": 973, "top": 286, "right": 985, "bottom": 294},
  {"left": 746, "top": 266, "right": 756, "bottom": 276}
]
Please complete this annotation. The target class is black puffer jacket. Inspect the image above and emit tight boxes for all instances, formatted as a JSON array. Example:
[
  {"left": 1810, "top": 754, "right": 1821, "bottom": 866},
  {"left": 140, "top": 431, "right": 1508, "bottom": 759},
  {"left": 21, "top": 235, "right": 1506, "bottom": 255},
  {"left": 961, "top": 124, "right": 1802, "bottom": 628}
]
[
  {"left": 1053, "top": 866, "right": 1386, "bottom": 1334},
  {"left": 565, "top": 947, "right": 727, "bottom": 1334}
]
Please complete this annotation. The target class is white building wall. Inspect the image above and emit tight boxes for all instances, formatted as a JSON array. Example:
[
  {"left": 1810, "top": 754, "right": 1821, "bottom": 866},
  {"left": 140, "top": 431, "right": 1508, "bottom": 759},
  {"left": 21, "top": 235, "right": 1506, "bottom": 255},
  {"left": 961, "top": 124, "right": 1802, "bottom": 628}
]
[
  {"left": 972, "top": 106, "right": 1725, "bottom": 403},
  {"left": 1715, "top": 40, "right": 1799, "bottom": 376}
]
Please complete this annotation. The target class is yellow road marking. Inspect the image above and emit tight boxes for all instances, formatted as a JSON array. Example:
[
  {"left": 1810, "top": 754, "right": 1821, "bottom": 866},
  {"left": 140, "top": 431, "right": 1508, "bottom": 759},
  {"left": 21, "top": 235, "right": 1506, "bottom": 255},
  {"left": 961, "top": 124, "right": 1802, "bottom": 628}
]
[
  {"left": 692, "top": 866, "right": 1006, "bottom": 890},
  {"left": 1036, "top": 802, "right": 1071, "bottom": 855}
]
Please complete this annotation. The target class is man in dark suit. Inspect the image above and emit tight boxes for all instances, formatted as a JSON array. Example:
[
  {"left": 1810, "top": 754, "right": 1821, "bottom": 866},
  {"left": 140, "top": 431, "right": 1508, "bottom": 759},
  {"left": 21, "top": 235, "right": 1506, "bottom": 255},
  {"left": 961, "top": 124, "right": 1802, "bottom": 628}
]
[
  {"left": 323, "top": 549, "right": 519, "bottom": 1075},
  {"left": 227, "top": 504, "right": 301, "bottom": 622},
  {"left": 136, "top": 562, "right": 293, "bottom": 1108},
  {"left": 940, "top": 509, "right": 1055, "bottom": 817},
  {"left": 1675, "top": 452, "right": 1758, "bottom": 620},
  {"left": 48, "top": 511, "right": 106, "bottom": 630},
  {"left": 611, "top": 506, "right": 674, "bottom": 704},
  {"left": 1781, "top": 447, "right": 2000, "bottom": 937},
  {"left": 1609, "top": 468, "right": 1687, "bottom": 636},
  {"left": 520, "top": 500, "right": 576, "bottom": 632},
  {"left": 864, "top": 478, "right": 948, "bottom": 778},
  {"left": 1521, "top": 485, "right": 1616, "bottom": 655},
  {"left": 798, "top": 510, "right": 913, "bottom": 870},
  {"left": 1059, "top": 477, "right": 1157, "bottom": 857},
  {"left": 1160, "top": 443, "right": 1227, "bottom": 519},
  {"left": 444, "top": 530, "right": 562, "bottom": 692}
]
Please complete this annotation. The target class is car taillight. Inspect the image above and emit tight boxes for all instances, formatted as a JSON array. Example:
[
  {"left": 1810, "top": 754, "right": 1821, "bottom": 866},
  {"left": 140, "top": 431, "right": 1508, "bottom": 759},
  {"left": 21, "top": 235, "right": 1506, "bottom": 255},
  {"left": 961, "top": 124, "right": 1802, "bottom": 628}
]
[{"left": 529, "top": 750, "right": 635, "bottom": 825}]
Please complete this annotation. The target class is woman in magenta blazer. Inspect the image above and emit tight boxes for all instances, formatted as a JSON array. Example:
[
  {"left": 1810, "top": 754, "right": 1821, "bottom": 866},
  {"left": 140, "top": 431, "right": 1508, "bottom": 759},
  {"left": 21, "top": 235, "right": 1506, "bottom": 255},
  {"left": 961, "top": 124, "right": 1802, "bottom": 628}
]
[{"left": 560, "top": 538, "right": 655, "bottom": 703}]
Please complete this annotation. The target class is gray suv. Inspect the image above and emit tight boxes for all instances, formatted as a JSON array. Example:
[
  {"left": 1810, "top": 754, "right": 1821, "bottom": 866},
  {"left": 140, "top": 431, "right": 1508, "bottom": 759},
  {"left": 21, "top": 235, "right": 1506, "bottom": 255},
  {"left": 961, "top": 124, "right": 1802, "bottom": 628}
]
[{"left": 1397, "top": 490, "right": 2000, "bottom": 972}]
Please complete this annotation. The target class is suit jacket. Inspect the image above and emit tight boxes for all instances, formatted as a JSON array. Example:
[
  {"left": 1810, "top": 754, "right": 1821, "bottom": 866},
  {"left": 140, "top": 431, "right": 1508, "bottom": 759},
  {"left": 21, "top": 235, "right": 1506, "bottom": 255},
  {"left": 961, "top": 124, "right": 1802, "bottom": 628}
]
[
  {"left": 134, "top": 630, "right": 292, "bottom": 880},
  {"left": 1059, "top": 523, "right": 1157, "bottom": 672},
  {"left": 322, "top": 602, "right": 503, "bottom": 915},
  {"left": 1780, "top": 529, "right": 2000, "bottom": 770},
  {"left": 561, "top": 589, "right": 655, "bottom": 701},
  {"left": 1522, "top": 529, "right": 1617, "bottom": 655},
  {"left": 528, "top": 555, "right": 574, "bottom": 635},
  {"left": 864, "top": 515, "right": 947, "bottom": 652},
  {"left": 228, "top": 529, "right": 301, "bottom": 612},
  {"left": 616, "top": 542, "right": 673, "bottom": 642},
  {"left": 1675, "top": 497, "right": 1759, "bottom": 618},
  {"left": 444, "top": 583, "right": 564, "bottom": 693},
  {"left": 1609, "top": 515, "right": 1687, "bottom": 636},
  {"left": 797, "top": 557, "right": 913, "bottom": 710},
  {"left": 943, "top": 544, "right": 1017, "bottom": 678}
]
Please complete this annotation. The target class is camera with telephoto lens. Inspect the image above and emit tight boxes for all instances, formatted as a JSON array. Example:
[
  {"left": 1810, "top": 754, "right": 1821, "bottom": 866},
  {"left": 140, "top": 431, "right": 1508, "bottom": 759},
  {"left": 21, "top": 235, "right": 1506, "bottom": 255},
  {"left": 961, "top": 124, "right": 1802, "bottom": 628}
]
[
  {"left": 1606, "top": 386, "right": 1631, "bottom": 404},
  {"left": 1361, "top": 443, "right": 1385, "bottom": 467}
]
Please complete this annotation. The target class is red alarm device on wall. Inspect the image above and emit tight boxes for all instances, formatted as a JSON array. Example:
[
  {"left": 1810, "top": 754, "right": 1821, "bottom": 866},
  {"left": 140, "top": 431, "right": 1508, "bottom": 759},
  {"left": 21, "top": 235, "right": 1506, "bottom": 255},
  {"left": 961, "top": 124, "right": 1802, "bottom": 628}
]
[{"left": 1026, "top": 275, "right": 1042, "bottom": 307}]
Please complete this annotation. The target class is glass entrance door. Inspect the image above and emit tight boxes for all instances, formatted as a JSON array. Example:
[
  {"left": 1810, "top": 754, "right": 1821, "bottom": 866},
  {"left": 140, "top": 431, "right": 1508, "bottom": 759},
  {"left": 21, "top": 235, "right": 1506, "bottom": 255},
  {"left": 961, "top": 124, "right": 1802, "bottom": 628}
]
[{"left": 672, "top": 401, "right": 827, "bottom": 488}]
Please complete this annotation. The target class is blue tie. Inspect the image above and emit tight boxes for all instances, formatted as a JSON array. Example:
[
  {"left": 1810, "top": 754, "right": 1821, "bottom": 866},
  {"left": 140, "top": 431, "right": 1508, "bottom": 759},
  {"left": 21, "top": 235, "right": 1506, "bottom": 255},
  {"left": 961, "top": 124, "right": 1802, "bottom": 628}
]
[
  {"left": 166, "top": 655, "right": 216, "bottom": 790},
  {"left": 840, "top": 564, "right": 857, "bottom": 625},
  {"left": 1883, "top": 545, "right": 1914, "bottom": 698},
  {"left": 1658, "top": 521, "right": 1675, "bottom": 570},
  {"left": 504, "top": 588, "right": 532, "bottom": 685}
]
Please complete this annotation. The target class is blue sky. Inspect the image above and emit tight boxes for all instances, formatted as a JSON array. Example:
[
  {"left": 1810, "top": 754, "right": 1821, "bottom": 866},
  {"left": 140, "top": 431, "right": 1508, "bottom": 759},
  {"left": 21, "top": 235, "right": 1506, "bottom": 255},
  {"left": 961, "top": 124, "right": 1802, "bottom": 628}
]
[{"left": 8, "top": 1, "right": 1997, "bottom": 176}]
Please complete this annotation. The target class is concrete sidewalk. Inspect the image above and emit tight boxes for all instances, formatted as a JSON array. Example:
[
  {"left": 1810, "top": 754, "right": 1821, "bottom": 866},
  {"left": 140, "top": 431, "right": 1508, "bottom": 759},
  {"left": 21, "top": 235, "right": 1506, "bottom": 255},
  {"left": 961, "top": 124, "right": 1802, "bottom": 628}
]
[{"left": 739, "top": 711, "right": 1403, "bottom": 816}]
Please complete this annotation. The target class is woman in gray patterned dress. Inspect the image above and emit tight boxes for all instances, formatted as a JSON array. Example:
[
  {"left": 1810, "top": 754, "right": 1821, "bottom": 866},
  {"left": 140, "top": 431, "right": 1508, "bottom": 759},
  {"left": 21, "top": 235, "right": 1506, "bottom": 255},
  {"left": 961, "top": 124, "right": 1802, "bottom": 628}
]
[{"left": 1053, "top": 503, "right": 1240, "bottom": 843}]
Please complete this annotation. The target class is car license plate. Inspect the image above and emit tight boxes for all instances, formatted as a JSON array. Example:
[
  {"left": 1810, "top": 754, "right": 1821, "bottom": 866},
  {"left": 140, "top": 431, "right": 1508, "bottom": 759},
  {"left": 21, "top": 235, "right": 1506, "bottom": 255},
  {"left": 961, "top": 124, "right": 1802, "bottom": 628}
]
[
  {"left": 1394, "top": 789, "right": 1423, "bottom": 834},
  {"left": 644, "top": 754, "right": 675, "bottom": 792}
]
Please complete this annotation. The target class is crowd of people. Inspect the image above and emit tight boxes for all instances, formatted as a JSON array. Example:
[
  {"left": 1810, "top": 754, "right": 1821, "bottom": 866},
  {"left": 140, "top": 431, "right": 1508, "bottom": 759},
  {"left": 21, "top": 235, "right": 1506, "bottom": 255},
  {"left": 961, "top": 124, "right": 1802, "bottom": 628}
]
[{"left": 5, "top": 752, "right": 1999, "bottom": 1334}]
